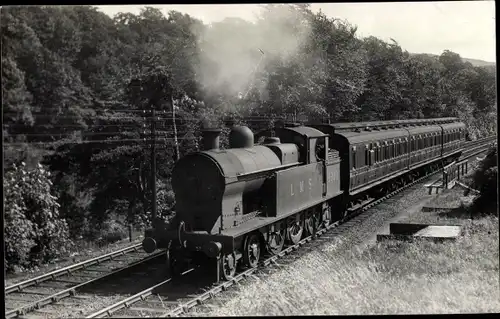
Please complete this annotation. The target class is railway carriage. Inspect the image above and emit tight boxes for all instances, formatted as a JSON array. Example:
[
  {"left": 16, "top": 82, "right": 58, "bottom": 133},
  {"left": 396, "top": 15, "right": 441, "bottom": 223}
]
[
  {"left": 311, "top": 118, "right": 465, "bottom": 210},
  {"left": 407, "top": 124, "right": 443, "bottom": 167},
  {"left": 441, "top": 121, "right": 467, "bottom": 158},
  {"left": 142, "top": 117, "right": 467, "bottom": 281}
]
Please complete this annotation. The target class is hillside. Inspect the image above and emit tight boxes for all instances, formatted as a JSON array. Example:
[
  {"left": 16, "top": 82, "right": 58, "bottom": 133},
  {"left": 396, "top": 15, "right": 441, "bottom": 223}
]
[
  {"left": 410, "top": 52, "right": 495, "bottom": 67},
  {"left": 462, "top": 57, "right": 496, "bottom": 67}
]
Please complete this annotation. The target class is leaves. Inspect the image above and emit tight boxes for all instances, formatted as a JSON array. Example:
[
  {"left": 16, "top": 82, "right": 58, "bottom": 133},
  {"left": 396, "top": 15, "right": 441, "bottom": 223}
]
[{"left": 4, "top": 163, "right": 73, "bottom": 271}]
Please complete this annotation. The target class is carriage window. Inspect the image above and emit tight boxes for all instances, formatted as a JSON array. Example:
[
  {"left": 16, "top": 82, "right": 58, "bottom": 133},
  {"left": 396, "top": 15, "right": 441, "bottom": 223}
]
[
  {"left": 365, "top": 144, "right": 370, "bottom": 166},
  {"left": 352, "top": 146, "right": 356, "bottom": 169}
]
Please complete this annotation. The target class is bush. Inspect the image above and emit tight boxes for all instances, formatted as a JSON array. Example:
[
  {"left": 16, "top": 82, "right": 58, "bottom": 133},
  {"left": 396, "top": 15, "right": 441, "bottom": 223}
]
[
  {"left": 4, "top": 162, "right": 74, "bottom": 272},
  {"left": 134, "top": 183, "right": 176, "bottom": 229},
  {"left": 95, "top": 218, "right": 128, "bottom": 246},
  {"left": 470, "top": 147, "right": 497, "bottom": 215}
]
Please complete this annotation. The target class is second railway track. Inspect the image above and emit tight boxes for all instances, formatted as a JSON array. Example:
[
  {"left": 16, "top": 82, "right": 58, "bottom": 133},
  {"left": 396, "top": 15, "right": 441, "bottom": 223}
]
[{"left": 4, "top": 244, "right": 165, "bottom": 319}]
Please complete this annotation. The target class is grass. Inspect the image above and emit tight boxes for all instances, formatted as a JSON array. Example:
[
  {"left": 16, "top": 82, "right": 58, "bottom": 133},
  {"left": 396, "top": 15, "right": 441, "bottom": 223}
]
[{"left": 195, "top": 192, "right": 499, "bottom": 316}]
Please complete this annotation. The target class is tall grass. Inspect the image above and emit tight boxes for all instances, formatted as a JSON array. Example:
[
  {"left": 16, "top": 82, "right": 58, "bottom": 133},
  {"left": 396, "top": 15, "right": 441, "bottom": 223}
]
[{"left": 199, "top": 215, "right": 499, "bottom": 316}]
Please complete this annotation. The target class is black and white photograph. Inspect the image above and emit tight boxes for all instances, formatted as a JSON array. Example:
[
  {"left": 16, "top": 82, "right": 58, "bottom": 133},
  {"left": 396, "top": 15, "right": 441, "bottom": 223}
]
[{"left": 3, "top": 2, "right": 498, "bottom": 317}]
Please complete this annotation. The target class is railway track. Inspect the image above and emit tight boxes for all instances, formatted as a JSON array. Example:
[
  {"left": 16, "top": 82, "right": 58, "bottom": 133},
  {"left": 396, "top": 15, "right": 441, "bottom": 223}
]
[
  {"left": 463, "top": 136, "right": 496, "bottom": 158},
  {"left": 4, "top": 244, "right": 165, "bottom": 319},
  {"left": 84, "top": 135, "right": 496, "bottom": 318}
]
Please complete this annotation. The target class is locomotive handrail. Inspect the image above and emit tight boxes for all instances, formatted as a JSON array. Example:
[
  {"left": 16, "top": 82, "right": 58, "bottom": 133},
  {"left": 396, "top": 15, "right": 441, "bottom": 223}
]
[{"left": 235, "top": 161, "right": 301, "bottom": 178}]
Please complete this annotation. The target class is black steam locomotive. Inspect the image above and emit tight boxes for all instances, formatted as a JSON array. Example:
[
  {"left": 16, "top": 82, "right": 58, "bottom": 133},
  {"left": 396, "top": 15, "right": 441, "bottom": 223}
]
[{"left": 142, "top": 117, "right": 466, "bottom": 280}]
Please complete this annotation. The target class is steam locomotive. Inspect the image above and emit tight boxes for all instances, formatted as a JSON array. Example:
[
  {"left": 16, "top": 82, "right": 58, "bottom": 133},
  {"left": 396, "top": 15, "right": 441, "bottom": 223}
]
[{"left": 142, "top": 117, "right": 466, "bottom": 280}]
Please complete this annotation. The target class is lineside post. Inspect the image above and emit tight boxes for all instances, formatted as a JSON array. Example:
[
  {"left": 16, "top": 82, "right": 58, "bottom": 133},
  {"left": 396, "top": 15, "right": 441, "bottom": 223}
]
[
  {"left": 215, "top": 254, "right": 221, "bottom": 284},
  {"left": 443, "top": 171, "right": 448, "bottom": 189},
  {"left": 151, "top": 107, "right": 157, "bottom": 225}
]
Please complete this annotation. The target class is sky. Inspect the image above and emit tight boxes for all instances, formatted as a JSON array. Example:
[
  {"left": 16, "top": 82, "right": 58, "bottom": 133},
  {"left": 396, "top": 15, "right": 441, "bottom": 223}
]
[{"left": 97, "top": 2, "right": 496, "bottom": 62}]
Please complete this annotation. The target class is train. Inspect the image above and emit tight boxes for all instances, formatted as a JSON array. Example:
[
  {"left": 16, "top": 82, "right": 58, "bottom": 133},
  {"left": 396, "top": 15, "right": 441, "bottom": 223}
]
[{"left": 141, "top": 117, "right": 466, "bottom": 281}]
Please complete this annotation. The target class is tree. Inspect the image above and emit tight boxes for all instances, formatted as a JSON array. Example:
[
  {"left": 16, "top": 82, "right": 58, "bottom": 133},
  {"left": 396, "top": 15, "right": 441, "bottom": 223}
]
[{"left": 356, "top": 37, "right": 409, "bottom": 121}]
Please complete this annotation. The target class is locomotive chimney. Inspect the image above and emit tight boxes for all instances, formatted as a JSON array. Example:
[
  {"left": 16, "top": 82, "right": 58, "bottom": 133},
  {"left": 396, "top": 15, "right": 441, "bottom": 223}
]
[{"left": 201, "top": 128, "right": 222, "bottom": 151}]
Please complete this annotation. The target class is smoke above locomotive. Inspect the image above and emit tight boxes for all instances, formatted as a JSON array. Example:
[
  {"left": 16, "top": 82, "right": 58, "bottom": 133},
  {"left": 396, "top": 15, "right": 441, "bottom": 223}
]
[{"left": 192, "top": 5, "right": 313, "bottom": 111}]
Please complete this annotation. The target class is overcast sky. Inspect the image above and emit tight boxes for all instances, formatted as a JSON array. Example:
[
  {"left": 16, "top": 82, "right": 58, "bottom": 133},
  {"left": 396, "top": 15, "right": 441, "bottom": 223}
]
[{"left": 97, "top": 2, "right": 496, "bottom": 62}]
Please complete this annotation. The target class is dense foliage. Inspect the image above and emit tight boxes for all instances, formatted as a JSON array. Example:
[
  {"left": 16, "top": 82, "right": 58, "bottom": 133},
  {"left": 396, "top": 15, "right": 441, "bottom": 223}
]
[
  {"left": 4, "top": 162, "right": 73, "bottom": 272},
  {"left": 2, "top": 5, "right": 496, "bottom": 271},
  {"left": 469, "top": 147, "right": 498, "bottom": 215}
]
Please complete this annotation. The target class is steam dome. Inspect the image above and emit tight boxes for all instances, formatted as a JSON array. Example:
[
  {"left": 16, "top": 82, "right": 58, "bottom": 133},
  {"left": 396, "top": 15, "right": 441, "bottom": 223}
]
[{"left": 229, "top": 125, "right": 254, "bottom": 148}]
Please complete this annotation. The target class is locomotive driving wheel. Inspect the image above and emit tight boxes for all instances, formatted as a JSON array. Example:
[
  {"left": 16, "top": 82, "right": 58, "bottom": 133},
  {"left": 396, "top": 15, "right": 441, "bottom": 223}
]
[
  {"left": 305, "top": 210, "right": 321, "bottom": 235},
  {"left": 267, "top": 225, "right": 286, "bottom": 255},
  {"left": 221, "top": 253, "right": 237, "bottom": 280},
  {"left": 243, "top": 233, "right": 261, "bottom": 268},
  {"left": 287, "top": 218, "right": 303, "bottom": 245},
  {"left": 322, "top": 206, "right": 332, "bottom": 228}
]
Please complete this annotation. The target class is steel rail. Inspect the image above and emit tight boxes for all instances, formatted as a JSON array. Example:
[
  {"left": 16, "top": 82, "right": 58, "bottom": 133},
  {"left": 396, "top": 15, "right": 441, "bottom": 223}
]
[
  {"left": 85, "top": 268, "right": 196, "bottom": 318},
  {"left": 5, "top": 250, "right": 166, "bottom": 319},
  {"left": 5, "top": 243, "right": 144, "bottom": 295}
]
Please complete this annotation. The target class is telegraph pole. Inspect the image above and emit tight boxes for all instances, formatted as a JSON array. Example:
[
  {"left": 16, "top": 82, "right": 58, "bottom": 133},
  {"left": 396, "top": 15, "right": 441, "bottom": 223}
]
[{"left": 150, "top": 106, "right": 157, "bottom": 225}]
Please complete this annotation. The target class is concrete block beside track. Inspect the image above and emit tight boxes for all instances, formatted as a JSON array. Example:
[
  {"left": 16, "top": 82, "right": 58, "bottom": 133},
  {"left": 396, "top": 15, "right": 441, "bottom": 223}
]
[{"left": 377, "top": 222, "right": 462, "bottom": 243}]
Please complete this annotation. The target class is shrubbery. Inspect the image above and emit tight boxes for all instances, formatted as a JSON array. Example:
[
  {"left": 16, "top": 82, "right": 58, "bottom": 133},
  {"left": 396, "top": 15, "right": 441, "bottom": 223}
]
[
  {"left": 134, "top": 184, "right": 176, "bottom": 229},
  {"left": 4, "top": 162, "right": 74, "bottom": 272},
  {"left": 95, "top": 218, "right": 129, "bottom": 246},
  {"left": 470, "top": 147, "right": 498, "bottom": 214}
]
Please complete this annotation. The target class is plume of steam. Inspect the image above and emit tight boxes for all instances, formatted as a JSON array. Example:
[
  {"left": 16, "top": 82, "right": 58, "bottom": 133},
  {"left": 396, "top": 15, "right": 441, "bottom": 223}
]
[{"left": 193, "top": 5, "right": 313, "bottom": 111}]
